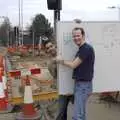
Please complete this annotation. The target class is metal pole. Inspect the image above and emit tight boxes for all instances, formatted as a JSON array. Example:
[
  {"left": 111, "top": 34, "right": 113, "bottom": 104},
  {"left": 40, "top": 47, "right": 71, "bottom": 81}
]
[
  {"left": 16, "top": 28, "right": 18, "bottom": 47},
  {"left": 7, "top": 30, "right": 9, "bottom": 47},
  {"left": 21, "top": 0, "right": 23, "bottom": 45},
  {"left": 54, "top": 10, "right": 57, "bottom": 36},
  {"left": 9, "top": 31, "right": 12, "bottom": 46},
  {"left": 54, "top": 10, "right": 60, "bottom": 38},
  {"left": 32, "top": 31, "right": 35, "bottom": 56},
  {"left": 6, "top": 17, "right": 10, "bottom": 47},
  {"left": 18, "top": 0, "right": 21, "bottom": 46}
]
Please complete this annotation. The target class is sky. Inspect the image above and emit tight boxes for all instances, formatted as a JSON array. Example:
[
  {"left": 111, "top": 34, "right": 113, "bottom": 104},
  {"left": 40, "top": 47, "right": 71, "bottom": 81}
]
[{"left": 0, "top": 0, "right": 120, "bottom": 29}]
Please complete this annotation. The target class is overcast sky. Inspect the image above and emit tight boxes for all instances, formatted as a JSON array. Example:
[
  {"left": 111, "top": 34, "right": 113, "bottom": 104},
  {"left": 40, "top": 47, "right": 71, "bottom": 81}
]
[{"left": 0, "top": 0, "right": 120, "bottom": 28}]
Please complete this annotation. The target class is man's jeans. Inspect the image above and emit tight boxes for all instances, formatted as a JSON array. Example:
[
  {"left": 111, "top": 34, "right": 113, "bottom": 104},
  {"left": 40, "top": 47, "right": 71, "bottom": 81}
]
[
  {"left": 56, "top": 95, "right": 74, "bottom": 120},
  {"left": 73, "top": 81, "right": 92, "bottom": 120}
]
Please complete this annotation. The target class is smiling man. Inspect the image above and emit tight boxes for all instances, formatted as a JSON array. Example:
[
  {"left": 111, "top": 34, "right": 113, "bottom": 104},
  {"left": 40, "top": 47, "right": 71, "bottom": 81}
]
[{"left": 56, "top": 27, "right": 95, "bottom": 120}]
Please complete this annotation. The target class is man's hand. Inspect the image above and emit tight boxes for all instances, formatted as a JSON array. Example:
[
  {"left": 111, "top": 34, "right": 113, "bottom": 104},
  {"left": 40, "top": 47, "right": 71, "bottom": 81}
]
[{"left": 55, "top": 55, "right": 64, "bottom": 64}]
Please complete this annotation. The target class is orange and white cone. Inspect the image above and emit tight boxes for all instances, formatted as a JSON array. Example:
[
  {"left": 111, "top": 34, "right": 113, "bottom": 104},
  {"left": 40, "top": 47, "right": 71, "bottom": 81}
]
[
  {"left": 1, "top": 57, "right": 8, "bottom": 100},
  {"left": 0, "top": 67, "right": 7, "bottom": 113},
  {"left": 3, "top": 57, "right": 11, "bottom": 105},
  {"left": 2, "top": 75, "right": 8, "bottom": 102},
  {"left": 16, "top": 75, "right": 41, "bottom": 120}
]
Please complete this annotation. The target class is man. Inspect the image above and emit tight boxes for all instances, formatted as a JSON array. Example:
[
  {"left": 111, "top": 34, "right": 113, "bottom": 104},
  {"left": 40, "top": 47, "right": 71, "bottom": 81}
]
[
  {"left": 44, "top": 40, "right": 74, "bottom": 120},
  {"left": 56, "top": 27, "right": 95, "bottom": 120}
]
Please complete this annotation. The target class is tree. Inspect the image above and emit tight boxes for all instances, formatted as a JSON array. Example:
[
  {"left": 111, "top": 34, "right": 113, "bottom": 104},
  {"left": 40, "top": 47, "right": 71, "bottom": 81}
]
[
  {"left": 29, "top": 14, "right": 53, "bottom": 40},
  {"left": 0, "top": 17, "right": 11, "bottom": 46}
]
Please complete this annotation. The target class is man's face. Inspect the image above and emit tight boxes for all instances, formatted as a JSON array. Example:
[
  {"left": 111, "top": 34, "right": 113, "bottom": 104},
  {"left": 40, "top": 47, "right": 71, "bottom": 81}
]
[
  {"left": 45, "top": 42, "right": 56, "bottom": 56},
  {"left": 72, "top": 29, "right": 84, "bottom": 46}
]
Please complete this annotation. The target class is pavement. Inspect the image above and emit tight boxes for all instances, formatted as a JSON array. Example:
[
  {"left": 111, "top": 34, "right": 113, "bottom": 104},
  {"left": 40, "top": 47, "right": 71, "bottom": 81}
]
[{"left": 67, "top": 94, "right": 120, "bottom": 120}]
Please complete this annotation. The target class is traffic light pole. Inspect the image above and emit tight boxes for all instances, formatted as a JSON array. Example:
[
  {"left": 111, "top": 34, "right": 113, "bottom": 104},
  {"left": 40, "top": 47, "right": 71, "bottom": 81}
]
[
  {"left": 54, "top": 10, "right": 60, "bottom": 38},
  {"left": 15, "top": 28, "right": 18, "bottom": 47}
]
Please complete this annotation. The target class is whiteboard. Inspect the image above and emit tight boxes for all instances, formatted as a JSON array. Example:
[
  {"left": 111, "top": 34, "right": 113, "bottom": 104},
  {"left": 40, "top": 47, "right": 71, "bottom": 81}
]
[{"left": 57, "top": 21, "right": 120, "bottom": 94}]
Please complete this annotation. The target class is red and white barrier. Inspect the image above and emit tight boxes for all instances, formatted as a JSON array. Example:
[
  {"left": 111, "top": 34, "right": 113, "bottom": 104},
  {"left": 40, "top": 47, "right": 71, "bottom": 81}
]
[{"left": 9, "top": 68, "right": 41, "bottom": 77}]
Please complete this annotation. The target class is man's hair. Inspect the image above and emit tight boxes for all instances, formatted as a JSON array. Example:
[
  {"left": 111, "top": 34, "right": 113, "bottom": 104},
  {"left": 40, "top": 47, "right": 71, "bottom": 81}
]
[
  {"left": 43, "top": 40, "right": 52, "bottom": 47},
  {"left": 72, "top": 27, "right": 85, "bottom": 36}
]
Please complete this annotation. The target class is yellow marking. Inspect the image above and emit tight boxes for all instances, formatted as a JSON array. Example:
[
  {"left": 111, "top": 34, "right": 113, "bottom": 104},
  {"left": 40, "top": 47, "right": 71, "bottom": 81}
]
[{"left": 10, "top": 91, "right": 58, "bottom": 105}]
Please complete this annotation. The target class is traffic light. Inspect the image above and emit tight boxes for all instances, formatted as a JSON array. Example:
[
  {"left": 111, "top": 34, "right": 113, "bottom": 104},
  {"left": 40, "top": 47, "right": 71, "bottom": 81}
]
[
  {"left": 47, "top": 0, "right": 62, "bottom": 10},
  {"left": 14, "top": 26, "right": 19, "bottom": 36}
]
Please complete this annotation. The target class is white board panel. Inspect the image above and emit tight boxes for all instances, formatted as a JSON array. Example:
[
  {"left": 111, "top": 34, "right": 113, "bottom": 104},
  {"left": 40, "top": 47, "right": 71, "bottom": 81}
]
[{"left": 57, "top": 21, "right": 120, "bottom": 94}]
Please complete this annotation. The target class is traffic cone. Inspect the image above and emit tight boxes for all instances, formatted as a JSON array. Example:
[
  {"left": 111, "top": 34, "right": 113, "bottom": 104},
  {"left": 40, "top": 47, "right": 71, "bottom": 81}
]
[
  {"left": 2, "top": 75, "right": 8, "bottom": 102},
  {"left": 2, "top": 57, "right": 9, "bottom": 104},
  {"left": 0, "top": 66, "right": 7, "bottom": 113},
  {"left": 0, "top": 57, "right": 8, "bottom": 99},
  {"left": 0, "top": 56, "right": 13, "bottom": 113},
  {"left": 16, "top": 75, "right": 41, "bottom": 120}
]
